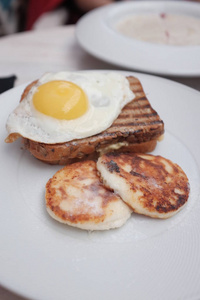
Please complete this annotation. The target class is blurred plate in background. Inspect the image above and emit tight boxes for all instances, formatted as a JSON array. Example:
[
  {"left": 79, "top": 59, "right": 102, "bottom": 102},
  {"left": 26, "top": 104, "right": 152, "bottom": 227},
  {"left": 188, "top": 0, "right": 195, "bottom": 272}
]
[{"left": 76, "top": 1, "right": 200, "bottom": 76}]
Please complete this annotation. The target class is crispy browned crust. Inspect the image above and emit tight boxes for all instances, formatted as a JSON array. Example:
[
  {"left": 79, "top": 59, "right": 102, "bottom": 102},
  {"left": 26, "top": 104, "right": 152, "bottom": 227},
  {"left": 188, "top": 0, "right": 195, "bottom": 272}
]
[
  {"left": 97, "top": 153, "right": 190, "bottom": 218},
  {"left": 45, "top": 160, "right": 125, "bottom": 225},
  {"left": 19, "top": 80, "right": 37, "bottom": 102},
  {"left": 9, "top": 76, "right": 164, "bottom": 164}
]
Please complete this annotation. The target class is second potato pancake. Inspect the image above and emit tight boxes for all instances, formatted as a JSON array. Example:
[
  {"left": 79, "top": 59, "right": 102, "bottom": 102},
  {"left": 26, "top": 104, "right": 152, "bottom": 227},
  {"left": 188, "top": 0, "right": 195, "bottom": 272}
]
[{"left": 97, "top": 153, "right": 190, "bottom": 219}]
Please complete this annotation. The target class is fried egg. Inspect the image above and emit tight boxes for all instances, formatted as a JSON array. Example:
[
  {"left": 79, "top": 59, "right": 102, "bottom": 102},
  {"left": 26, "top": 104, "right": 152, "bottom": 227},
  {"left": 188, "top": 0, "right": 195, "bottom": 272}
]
[{"left": 6, "top": 72, "right": 135, "bottom": 144}]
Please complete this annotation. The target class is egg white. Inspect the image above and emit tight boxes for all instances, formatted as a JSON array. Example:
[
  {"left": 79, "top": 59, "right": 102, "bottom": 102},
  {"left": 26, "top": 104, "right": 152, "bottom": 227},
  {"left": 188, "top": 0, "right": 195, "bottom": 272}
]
[{"left": 6, "top": 72, "right": 135, "bottom": 144}]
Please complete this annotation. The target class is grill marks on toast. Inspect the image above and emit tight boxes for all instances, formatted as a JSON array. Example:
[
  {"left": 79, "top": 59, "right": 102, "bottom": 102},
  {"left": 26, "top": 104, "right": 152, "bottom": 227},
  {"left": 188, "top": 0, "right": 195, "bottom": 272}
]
[
  {"left": 100, "top": 76, "right": 164, "bottom": 137},
  {"left": 21, "top": 76, "right": 164, "bottom": 164}
]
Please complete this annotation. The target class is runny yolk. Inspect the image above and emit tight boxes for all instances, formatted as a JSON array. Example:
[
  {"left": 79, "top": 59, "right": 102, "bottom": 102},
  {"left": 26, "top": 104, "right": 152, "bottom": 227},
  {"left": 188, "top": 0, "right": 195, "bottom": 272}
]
[{"left": 33, "top": 80, "right": 88, "bottom": 120}]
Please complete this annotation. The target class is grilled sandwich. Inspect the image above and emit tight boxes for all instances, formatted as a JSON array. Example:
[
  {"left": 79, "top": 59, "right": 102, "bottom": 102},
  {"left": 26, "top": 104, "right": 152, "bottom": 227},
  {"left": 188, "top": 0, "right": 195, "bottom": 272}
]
[{"left": 6, "top": 76, "right": 164, "bottom": 165}]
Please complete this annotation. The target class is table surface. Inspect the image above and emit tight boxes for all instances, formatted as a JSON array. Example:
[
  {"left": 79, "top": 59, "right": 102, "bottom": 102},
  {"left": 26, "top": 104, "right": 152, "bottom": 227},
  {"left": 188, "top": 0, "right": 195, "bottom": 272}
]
[
  {"left": 0, "top": 25, "right": 200, "bottom": 90},
  {"left": 0, "top": 24, "right": 199, "bottom": 300}
]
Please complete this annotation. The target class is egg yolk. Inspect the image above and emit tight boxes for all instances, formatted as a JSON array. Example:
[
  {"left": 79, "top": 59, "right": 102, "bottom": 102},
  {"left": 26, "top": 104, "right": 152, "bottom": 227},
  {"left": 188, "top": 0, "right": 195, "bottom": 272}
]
[{"left": 33, "top": 80, "right": 88, "bottom": 120}]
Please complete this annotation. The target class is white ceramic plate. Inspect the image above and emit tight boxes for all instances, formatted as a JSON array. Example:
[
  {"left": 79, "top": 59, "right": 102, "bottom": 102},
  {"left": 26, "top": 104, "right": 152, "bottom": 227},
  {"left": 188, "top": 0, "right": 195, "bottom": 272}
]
[
  {"left": 76, "top": 1, "right": 200, "bottom": 76},
  {"left": 0, "top": 71, "right": 200, "bottom": 300}
]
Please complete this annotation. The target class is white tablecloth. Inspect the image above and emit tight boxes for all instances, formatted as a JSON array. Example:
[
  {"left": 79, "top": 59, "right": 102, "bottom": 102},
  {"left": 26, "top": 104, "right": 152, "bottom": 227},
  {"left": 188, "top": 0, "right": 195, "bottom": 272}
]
[
  {"left": 0, "top": 25, "right": 199, "bottom": 300},
  {"left": 0, "top": 25, "right": 200, "bottom": 90}
]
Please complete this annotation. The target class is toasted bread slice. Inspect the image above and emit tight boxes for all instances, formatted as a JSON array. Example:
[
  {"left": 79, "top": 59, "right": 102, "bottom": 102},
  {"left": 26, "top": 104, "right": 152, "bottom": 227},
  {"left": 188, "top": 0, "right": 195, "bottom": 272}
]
[
  {"left": 6, "top": 76, "right": 164, "bottom": 164},
  {"left": 97, "top": 153, "right": 190, "bottom": 219},
  {"left": 45, "top": 160, "right": 132, "bottom": 230}
]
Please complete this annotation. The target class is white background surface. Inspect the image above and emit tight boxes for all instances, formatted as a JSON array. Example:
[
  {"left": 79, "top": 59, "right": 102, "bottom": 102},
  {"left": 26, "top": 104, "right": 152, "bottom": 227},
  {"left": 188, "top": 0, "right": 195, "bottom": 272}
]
[{"left": 0, "top": 25, "right": 200, "bottom": 300}]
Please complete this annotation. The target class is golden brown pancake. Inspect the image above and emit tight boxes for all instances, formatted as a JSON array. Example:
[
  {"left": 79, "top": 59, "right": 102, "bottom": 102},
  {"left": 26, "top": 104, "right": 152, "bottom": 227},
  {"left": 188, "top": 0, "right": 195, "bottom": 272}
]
[
  {"left": 45, "top": 160, "right": 131, "bottom": 230},
  {"left": 97, "top": 153, "right": 190, "bottom": 219}
]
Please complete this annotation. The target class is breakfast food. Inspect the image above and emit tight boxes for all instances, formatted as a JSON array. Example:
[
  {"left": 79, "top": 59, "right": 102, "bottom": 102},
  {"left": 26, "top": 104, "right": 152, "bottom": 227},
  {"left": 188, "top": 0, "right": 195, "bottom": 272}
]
[
  {"left": 5, "top": 72, "right": 134, "bottom": 144},
  {"left": 45, "top": 160, "right": 132, "bottom": 230},
  {"left": 4, "top": 70, "right": 190, "bottom": 232},
  {"left": 97, "top": 153, "right": 190, "bottom": 219},
  {"left": 5, "top": 72, "right": 164, "bottom": 164},
  {"left": 46, "top": 153, "right": 190, "bottom": 230}
]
